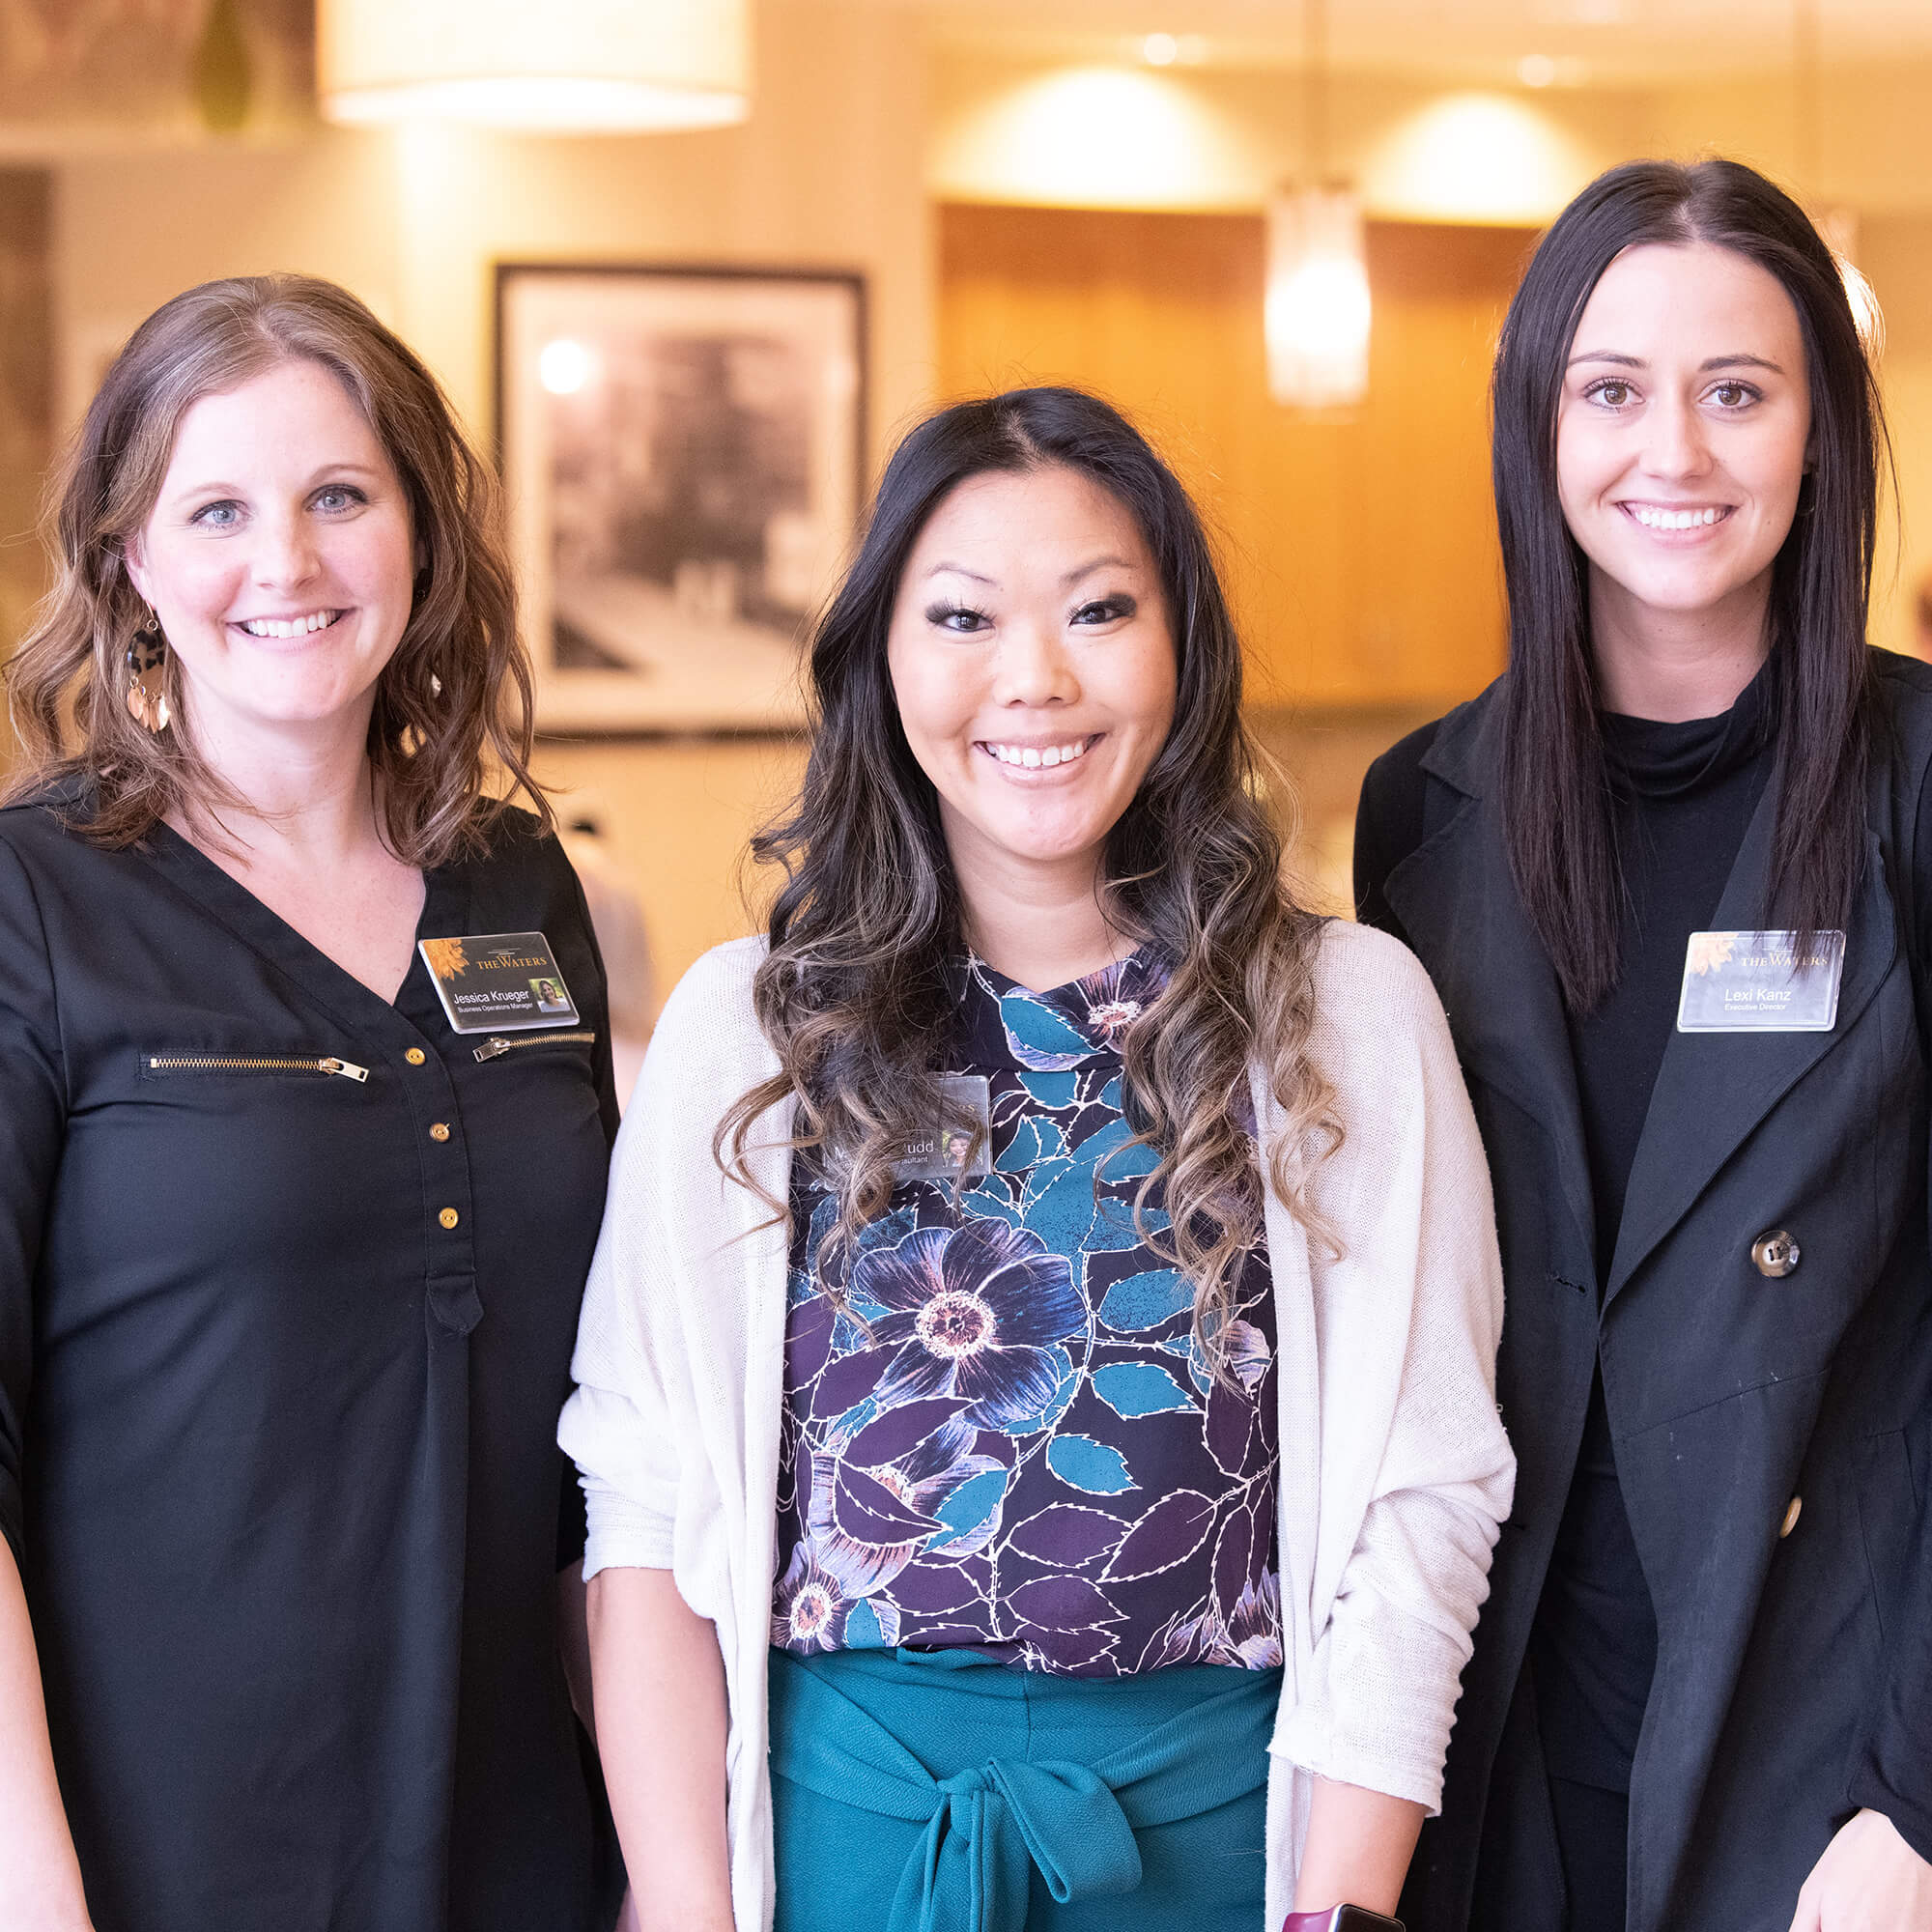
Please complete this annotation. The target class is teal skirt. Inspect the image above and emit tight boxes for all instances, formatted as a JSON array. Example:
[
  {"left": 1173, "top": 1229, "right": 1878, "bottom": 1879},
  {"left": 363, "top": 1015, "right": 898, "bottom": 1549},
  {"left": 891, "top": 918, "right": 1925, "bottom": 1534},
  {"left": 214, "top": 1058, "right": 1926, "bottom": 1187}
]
[{"left": 767, "top": 1646, "right": 1279, "bottom": 1932}]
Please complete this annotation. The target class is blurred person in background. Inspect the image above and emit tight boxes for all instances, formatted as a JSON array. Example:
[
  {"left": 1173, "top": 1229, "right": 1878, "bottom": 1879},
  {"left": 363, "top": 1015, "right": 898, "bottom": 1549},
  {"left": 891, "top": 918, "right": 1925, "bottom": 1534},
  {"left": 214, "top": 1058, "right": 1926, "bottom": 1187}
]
[
  {"left": 1358, "top": 158, "right": 1932, "bottom": 1932},
  {"left": 0, "top": 276, "right": 619, "bottom": 1931},
  {"left": 559, "top": 385, "right": 1515, "bottom": 1932}
]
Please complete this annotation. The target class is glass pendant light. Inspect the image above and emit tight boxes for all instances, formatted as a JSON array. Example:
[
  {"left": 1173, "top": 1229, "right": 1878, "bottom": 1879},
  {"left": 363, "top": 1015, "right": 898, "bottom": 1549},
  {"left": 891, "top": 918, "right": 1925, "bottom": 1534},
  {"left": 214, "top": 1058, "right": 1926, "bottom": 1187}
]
[{"left": 1264, "top": 0, "right": 1370, "bottom": 409}]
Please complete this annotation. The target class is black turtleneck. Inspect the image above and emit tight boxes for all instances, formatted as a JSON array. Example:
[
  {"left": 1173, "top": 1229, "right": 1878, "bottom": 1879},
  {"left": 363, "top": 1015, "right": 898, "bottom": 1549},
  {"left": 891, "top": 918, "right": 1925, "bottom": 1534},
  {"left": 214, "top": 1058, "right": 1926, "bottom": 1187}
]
[{"left": 1532, "top": 660, "right": 1776, "bottom": 1795}]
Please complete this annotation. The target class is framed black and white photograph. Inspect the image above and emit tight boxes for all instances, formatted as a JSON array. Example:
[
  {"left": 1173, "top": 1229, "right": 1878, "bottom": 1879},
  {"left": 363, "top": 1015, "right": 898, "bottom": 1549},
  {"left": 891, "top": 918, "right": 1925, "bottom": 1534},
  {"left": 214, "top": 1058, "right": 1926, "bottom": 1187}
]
[{"left": 496, "top": 263, "right": 867, "bottom": 735}]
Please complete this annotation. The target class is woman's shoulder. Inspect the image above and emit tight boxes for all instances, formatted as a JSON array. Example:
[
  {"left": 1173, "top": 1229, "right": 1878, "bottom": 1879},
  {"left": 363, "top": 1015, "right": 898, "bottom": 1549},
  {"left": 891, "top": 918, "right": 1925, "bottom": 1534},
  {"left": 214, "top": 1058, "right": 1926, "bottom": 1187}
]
[
  {"left": 1302, "top": 917, "right": 1457, "bottom": 1099},
  {"left": 646, "top": 935, "right": 774, "bottom": 1068},
  {"left": 1871, "top": 649, "right": 1932, "bottom": 757},
  {"left": 0, "top": 777, "right": 115, "bottom": 878},
  {"left": 1309, "top": 915, "right": 1441, "bottom": 1017}
]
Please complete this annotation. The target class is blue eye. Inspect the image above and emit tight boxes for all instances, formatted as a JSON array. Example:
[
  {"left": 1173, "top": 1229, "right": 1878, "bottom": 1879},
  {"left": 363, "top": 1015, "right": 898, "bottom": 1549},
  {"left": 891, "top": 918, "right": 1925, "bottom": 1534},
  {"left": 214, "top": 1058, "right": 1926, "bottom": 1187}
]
[
  {"left": 191, "top": 499, "right": 242, "bottom": 528},
  {"left": 313, "top": 484, "right": 368, "bottom": 513}
]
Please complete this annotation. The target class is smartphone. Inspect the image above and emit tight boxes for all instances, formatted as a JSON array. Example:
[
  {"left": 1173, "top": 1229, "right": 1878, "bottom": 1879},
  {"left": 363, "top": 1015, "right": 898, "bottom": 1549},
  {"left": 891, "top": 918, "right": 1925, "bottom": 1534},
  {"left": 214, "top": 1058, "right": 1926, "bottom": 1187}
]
[{"left": 1285, "top": 1911, "right": 1406, "bottom": 1932}]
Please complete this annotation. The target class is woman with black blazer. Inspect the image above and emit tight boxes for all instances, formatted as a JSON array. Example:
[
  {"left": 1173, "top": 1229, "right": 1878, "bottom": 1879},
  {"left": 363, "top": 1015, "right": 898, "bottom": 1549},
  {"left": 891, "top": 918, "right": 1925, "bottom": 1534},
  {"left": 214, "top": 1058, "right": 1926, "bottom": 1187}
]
[
  {"left": 1357, "top": 158, "right": 1932, "bottom": 1932},
  {"left": 0, "top": 276, "right": 617, "bottom": 1929}
]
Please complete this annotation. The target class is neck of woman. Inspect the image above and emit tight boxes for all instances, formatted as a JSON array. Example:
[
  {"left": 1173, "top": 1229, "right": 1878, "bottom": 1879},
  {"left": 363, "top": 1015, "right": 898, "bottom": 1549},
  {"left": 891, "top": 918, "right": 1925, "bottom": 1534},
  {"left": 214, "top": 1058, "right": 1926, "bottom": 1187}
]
[
  {"left": 1587, "top": 567, "right": 1774, "bottom": 724},
  {"left": 953, "top": 847, "right": 1135, "bottom": 996},
  {"left": 171, "top": 700, "right": 390, "bottom": 873}
]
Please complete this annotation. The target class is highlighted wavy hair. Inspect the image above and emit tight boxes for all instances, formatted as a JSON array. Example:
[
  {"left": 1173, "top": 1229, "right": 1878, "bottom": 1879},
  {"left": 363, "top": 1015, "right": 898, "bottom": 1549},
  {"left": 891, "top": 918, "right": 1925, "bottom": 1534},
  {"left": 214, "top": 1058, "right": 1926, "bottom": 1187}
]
[{"left": 718, "top": 386, "right": 1340, "bottom": 1370}]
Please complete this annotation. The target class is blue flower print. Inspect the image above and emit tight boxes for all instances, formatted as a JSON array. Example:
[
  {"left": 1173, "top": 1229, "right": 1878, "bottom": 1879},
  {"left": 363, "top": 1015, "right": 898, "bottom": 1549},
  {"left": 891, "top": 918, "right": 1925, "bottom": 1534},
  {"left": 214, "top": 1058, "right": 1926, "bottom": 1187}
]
[
  {"left": 773, "top": 943, "right": 1284, "bottom": 1678},
  {"left": 1046, "top": 952, "right": 1168, "bottom": 1048},
  {"left": 846, "top": 1220, "right": 1088, "bottom": 1428},
  {"left": 770, "top": 1541, "right": 859, "bottom": 1652},
  {"left": 804, "top": 1413, "right": 1009, "bottom": 1594},
  {"left": 996, "top": 952, "right": 1169, "bottom": 1068}
]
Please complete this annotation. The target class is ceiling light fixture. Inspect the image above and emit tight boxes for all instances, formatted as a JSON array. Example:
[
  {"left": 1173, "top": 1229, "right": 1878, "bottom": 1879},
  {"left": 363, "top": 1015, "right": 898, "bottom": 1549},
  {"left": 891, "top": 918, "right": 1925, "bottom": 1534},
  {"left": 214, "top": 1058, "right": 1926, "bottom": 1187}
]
[
  {"left": 1265, "top": 0, "right": 1370, "bottom": 409},
  {"left": 317, "top": 0, "right": 751, "bottom": 134}
]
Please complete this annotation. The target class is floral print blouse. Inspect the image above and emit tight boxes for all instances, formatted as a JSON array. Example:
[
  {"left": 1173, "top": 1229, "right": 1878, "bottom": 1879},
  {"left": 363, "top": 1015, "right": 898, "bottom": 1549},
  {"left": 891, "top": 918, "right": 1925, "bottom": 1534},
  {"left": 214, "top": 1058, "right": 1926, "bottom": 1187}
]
[{"left": 772, "top": 950, "right": 1282, "bottom": 1678}]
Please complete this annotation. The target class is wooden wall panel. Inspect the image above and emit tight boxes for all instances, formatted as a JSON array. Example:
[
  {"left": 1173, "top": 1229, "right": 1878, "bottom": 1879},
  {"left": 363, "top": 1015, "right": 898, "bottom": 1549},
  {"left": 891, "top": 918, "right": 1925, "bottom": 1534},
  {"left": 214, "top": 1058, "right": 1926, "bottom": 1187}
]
[{"left": 938, "top": 205, "right": 1529, "bottom": 709}]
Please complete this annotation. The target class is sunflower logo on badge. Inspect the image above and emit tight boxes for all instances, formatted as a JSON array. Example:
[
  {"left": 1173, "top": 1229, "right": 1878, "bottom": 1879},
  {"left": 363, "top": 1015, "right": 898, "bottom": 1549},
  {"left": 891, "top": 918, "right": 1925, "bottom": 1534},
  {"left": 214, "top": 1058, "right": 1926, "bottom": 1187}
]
[
  {"left": 1686, "top": 932, "right": 1735, "bottom": 977},
  {"left": 421, "top": 937, "right": 469, "bottom": 981}
]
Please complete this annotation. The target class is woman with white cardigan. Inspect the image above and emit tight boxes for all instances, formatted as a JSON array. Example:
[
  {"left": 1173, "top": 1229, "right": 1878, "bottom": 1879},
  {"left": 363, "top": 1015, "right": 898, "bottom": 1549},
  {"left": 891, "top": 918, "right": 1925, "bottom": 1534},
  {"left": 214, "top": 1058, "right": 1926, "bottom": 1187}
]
[{"left": 560, "top": 386, "right": 1514, "bottom": 1932}]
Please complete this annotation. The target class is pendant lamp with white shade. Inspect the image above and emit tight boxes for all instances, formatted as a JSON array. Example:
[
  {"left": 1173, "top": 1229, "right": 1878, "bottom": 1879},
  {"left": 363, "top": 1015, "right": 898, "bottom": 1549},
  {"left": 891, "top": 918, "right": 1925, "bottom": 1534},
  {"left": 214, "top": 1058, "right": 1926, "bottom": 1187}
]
[
  {"left": 1264, "top": 0, "right": 1370, "bottom": 409},
  {"left": 318, "top": 0, "right": 751, "bottom": 134}
]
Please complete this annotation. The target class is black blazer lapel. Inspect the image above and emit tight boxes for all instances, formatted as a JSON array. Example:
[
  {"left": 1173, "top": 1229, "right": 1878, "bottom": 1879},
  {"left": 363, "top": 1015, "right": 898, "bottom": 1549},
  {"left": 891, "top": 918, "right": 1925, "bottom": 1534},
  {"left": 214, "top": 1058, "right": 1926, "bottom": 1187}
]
[
  {"left": 1604, "top": 781, "right": 1897, "bottom": 1306},
  {"left": 1383, "top": 701, "right": 1599, "bottom": 1269}
]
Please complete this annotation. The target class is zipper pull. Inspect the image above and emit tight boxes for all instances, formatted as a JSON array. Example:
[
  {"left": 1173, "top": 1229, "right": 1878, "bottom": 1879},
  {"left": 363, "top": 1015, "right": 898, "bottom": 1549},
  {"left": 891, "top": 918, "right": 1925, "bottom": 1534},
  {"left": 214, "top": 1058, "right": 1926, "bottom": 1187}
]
[
  {"left": 472, "top": 1037, "right": 511, "bottom": 1063},
  {"left": 320, "top": 1058, "right": 371, "bottom": 1083}
]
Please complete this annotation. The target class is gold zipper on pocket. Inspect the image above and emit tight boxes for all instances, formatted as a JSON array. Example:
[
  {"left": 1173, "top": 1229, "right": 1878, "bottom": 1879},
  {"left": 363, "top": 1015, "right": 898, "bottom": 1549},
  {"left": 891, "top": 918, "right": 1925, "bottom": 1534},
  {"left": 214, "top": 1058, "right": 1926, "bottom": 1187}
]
[
  {"left": 145, "top": 1054, "right": 371, "bottom": 1083},
  {"left": 473, "top": 1031, "right": 596, "bottom": 1064}
]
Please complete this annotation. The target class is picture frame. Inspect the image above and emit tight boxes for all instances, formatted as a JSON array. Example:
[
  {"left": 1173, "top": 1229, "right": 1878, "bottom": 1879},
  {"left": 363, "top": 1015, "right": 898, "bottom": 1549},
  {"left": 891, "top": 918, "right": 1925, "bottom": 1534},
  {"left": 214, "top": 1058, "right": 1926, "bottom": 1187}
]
[{"left": 495, "top": 262, "right": 867, "bottom": 737}]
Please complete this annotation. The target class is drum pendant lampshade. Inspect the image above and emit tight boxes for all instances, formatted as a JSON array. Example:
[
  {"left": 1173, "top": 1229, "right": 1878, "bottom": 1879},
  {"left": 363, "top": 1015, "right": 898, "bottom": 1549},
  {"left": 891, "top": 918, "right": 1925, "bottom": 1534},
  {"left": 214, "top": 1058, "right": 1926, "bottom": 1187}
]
[
  {"left": 318, "top": 0, "right": 751, "bottom": 133},
  {"left": 1265, "top": 185, "right": 1371, "bottom": 410}
]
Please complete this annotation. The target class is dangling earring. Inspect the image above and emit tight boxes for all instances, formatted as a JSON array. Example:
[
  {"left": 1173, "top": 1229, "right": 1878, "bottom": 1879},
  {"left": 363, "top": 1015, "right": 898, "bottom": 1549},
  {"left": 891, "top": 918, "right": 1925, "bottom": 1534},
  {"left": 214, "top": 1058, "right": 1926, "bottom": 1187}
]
[{"left": 126, "top": 609, "right": 172, "bottom": 733}]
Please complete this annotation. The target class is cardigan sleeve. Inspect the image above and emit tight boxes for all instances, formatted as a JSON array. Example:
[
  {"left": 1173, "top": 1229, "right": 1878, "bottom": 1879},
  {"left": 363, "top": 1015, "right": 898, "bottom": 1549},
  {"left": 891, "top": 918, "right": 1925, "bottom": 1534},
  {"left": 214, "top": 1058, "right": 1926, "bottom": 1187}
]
[
  {"left": 558, "top": 968, "right": 707, "bottom": 1578},
  {"left": 0, "top": 833, "right": 66, "bottom": 1577},
  {"left": 1273, "top": 924, "right": 1514, "bottom": 1811}
]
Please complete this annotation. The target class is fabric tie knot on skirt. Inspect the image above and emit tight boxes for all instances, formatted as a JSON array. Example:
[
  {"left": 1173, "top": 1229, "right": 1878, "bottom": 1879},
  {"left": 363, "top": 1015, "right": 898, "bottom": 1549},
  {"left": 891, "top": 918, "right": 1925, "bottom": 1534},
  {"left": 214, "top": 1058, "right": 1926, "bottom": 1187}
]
[
  {"left": 767, "top": 1646, "right": 1281, "bottom": 1932},
  {"left": 911, "top": 1755, "right": 1144, "bottom": 1926}
]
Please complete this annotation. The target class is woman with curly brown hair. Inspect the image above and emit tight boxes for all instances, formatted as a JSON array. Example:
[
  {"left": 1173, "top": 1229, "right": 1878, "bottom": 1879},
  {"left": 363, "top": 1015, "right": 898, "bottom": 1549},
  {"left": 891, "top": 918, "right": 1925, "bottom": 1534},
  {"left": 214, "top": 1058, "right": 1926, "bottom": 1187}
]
[
  {"left": 561, "top": 385, "right": 1515, "bottom": 1932},
  {"left": 0, "top": 275, "right": 618, "bottom": 1930}
]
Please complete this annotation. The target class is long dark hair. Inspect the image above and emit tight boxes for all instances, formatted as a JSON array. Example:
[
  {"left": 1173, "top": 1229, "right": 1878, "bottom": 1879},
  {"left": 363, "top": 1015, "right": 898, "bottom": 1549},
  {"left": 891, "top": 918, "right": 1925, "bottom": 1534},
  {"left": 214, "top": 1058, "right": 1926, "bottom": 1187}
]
[
  {"left": 1492, "top": 157, "right": 1885, "bottom": 1010},
  {"left": 719, "top": 386, "right": 1338, "bottom": 1360}
]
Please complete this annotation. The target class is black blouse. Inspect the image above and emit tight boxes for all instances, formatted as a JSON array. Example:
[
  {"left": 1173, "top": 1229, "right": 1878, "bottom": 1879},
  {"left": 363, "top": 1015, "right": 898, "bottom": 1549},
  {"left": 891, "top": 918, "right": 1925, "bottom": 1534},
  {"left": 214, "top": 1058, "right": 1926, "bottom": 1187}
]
[{"left": 0, "top": 791, "right": 618, "bottom": 1932}]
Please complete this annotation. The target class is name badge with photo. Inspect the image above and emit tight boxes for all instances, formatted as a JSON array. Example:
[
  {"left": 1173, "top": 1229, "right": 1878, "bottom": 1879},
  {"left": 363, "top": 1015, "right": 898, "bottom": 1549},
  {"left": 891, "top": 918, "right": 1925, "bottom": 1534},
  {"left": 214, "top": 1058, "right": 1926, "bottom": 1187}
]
[
  {"left": 893, "top": 1073, "right": 994, "bottom": 1183},
  {"left": 419, "top": 931, "right": 581, "bottom": 1035},
  {"left": 1676, "top": 929, "right": 1846, "bottom": 1034}
]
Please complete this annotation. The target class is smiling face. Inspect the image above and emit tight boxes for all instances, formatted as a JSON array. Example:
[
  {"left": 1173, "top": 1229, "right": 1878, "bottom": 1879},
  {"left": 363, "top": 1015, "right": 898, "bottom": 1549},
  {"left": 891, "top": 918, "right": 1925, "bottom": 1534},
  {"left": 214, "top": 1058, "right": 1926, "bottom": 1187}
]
[
  {"left": 885, "top": 464, "right": 1178, "bottom": 923},
  {"left": 1557, "top": 241, "right": 1811, "bottom": 669},
  {"left": 124, "top": 356, "right": 416, "bottom": 755}
]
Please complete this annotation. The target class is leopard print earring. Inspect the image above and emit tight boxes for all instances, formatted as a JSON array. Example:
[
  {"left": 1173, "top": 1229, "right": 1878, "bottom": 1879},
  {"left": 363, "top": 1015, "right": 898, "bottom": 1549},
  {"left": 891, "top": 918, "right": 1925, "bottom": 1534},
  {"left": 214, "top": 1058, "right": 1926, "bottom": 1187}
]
[{"left": 126, "top": 608, "right": 171, "bottom": 733}]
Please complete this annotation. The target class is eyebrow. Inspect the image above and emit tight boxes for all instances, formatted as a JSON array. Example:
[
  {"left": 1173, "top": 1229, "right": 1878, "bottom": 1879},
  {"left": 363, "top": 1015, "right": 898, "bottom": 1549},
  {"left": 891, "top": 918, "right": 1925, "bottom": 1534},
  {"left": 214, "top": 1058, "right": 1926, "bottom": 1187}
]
[
  {"left": 1062, "top": 554, "right": 1134, "bottom": 586},
  {"left": 924, "top": 561, "right": 997, "bottom": 586},
  {"left": 173, "top": 462, "right": 389, "bottom": 496},
  {"left": 1567, "top": 350, "right": 1787, "bottom": 375}
]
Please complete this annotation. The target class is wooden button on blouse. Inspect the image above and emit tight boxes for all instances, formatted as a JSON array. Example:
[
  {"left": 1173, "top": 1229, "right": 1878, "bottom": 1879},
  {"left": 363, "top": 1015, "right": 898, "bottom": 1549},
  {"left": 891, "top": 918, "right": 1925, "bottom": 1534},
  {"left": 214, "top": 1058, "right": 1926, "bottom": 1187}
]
[
  {"left": 1779, "top": 1495, "right": 1803, "bottom": 1538},
  {"left": 438, "top": 1208, "right": 459, "bottom": 1230},
  {"left": 405, "top": 1047, "right": 427, "bottom": 1066},
  {"left": 429, "top": 1122, "right": 450, "bottom": 1142},
  {"left": 1751, "top": 1229, "right": 1801, "bottom": 1277}
]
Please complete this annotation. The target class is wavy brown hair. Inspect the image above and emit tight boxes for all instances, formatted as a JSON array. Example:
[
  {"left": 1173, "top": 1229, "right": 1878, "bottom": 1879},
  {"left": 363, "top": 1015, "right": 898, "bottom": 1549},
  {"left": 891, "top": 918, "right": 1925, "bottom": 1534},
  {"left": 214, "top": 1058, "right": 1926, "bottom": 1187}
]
[
  {"left": 719, "top": 386, "right": 1339, "bottom": 1368},
  {"left": 2, "top": 272, "right": 548, "bottom": 862}
]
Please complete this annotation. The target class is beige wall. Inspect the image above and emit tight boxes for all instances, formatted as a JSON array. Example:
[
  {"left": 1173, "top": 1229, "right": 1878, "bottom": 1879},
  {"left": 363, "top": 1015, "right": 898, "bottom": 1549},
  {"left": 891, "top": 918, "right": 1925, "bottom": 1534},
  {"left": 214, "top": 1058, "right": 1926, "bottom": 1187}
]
[
  {"left": 1863, "top": 218, "right": 1932, "bottom": 660},
  {"left": 43, "top": 31, "right": 1932, "bottom": 984},
  {"left": 53, "top": 0, "right": 930, "bottom": 991}
]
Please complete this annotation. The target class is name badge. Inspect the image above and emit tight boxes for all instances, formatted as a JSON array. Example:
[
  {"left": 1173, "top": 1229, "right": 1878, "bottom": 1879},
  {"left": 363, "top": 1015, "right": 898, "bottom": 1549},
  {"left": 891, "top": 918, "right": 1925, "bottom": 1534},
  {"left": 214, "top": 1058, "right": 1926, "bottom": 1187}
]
[
  {"left": 893, "top": 1073, "right": 994, "bottom": 1183},
  {"left": 419, "top": 931, "right": 581, "bottom": 1035},
  {"left": 1676, "top": 929, "right": 1846, "bottom": 1033}
]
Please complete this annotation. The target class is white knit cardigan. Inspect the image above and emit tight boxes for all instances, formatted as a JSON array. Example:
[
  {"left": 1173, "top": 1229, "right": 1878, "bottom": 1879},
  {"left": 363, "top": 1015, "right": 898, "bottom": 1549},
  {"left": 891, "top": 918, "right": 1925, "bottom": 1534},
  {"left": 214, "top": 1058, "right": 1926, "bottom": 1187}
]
[{"left": 559, "top": 919, "right": 1514, "bottom": 1931}]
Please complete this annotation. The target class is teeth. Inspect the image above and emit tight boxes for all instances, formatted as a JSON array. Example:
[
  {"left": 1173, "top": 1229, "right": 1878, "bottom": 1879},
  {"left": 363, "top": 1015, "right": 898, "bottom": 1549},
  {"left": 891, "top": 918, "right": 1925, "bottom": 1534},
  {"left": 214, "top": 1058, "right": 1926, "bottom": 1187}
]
[
  {"left": 986, "top": 738, "right": 1092, "bottom": 769},
  {"left": 1631, "top": 505, "right": 1724, "bottom": 530},
  {"left": 241, "top": 611, "right": 341, "bottom": 639}
]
